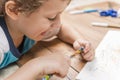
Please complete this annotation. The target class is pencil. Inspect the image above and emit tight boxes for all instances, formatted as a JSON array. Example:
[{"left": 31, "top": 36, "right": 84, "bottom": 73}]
[
  {"left": 92, "top": 22, "right": 120, "bottom": 28},
  {"left": 41, "top": 47, "right": 84, "bottom": 80},
  {"left": 70, "top": 47, "right": 84, "bottom": 58},
  {"left": 42, "top": 74, "right": 52, "bottom": 80}
]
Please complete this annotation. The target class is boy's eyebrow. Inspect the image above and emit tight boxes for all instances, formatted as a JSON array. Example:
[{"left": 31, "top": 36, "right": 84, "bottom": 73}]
[
  {"left": 53, "top": 8, "right": 66, "bottom": 16},
  {"left": 48, "top": 11, "right": 61, "bottom": 17},
  {"left": 62, "top": 0, "right": 71, "bottom": 4}
]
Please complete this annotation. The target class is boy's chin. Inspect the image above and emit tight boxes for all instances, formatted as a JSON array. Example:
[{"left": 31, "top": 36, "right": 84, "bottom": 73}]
[{"left": 41, "top": 36, "right": 58, "bottom": 42}]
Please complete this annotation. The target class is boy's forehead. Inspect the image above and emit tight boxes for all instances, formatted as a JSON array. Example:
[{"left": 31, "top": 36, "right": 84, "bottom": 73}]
[{"left": 40, "top": 0, "right": 69, "bottom": 15}]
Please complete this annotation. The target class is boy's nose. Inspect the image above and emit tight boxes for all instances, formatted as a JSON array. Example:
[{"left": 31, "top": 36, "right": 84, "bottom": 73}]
[
  {"left": 51, "top": 15, "right": 61, "bottom": 27},
  {"left": 51, "top": 23, "right": 61, "bottom": 28},
  {"left": 51, "top": 20, "right": 61, "bottom": 28}
]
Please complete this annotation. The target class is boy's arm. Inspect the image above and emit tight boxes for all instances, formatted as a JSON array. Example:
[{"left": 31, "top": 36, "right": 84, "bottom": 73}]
[
  {"left": 58, "top": 25, "right": 94, "bottom": 61},
  {"left": 5, "top": 53, "right": 70, "bottom": 80},
  {"left": 57, "top": 25, "right": 85, "bottom": 44}
]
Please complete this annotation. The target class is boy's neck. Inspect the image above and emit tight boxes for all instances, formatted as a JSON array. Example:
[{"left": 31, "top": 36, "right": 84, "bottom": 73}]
[{"left": 5, "top": 17, "right": 24, "bottom": 48}]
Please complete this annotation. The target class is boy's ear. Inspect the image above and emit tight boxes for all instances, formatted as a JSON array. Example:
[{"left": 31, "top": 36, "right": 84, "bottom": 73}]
[{"left": 5, "top": 1, "right": 20, "bottom": 20}]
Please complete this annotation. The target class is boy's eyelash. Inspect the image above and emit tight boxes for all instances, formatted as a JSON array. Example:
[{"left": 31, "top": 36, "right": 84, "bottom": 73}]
[
  {"left": 48, "top": 15, "right": 58, "bottom": 21},
  {"left": 48, "top": 17, "right": 56, "bottom": 21}
]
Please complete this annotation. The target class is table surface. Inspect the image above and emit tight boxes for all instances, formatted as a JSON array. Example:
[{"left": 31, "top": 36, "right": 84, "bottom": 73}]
[{"left": 17, "top": 1, "right": 120, "bottom": 80}]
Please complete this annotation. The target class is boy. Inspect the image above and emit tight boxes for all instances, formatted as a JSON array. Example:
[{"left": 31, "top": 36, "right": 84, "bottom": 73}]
[{"left": 0, "top": 0, "right": 94, "bottom": 80}]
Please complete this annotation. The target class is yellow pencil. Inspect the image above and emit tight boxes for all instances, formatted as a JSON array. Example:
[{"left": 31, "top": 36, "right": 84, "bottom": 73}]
[{"left": 70, "top": 47, "right": 84, "bottom": 58}]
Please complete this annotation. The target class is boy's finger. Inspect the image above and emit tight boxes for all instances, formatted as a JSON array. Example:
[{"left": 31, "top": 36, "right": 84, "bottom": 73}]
[
  {"left": 82, "top": 52, "right": 92, "bottom": 60},
  {"left": 58, "top": 63, "right": 69, "bottom": 78},
  {"left": 73, "top": 41, "right": 81, "bottom": 50},
  {"left": 84, "top": 43, "right": 91, "bottom": 53},
  {"left": 86, "top": 53, "right": 94, "bottom": 61}
]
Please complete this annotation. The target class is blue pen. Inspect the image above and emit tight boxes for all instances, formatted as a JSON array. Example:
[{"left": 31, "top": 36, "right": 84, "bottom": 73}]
[{"left": 69, "top": 9, "right": 98, "bottom": 14}]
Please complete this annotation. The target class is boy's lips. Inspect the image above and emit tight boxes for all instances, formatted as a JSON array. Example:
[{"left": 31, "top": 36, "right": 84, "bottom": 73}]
[{"left": 41, "top": 31, "right": 47, "bottom": 35}]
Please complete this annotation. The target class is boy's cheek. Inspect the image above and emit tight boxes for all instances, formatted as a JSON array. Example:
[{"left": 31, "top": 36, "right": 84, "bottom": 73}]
[{"left": 41, "top": 27, "right": 60, "bottom": 41}]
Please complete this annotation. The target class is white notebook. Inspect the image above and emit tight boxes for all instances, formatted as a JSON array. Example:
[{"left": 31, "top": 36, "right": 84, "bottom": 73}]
[{"left": 76, "top": 30, "right": 120, "bottom": 80}]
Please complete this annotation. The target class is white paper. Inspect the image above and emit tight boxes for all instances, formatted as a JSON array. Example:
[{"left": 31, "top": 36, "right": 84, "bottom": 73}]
[{"left": 76, "top": 30, "right": 120, "bottom": 80}]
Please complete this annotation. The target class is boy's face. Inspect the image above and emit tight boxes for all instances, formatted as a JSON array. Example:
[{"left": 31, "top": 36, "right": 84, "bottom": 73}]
[{"left": 16, "top": 0, "right": 70, "bottom": 41}]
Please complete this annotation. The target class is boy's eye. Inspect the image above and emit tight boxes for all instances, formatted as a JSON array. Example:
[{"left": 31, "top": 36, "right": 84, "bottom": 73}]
[
  {"left": 48, "top": 17, "right": 56, "bottom": 21},
  {"left": 48, "top": 15, "right": 57, "bottom": 21}
]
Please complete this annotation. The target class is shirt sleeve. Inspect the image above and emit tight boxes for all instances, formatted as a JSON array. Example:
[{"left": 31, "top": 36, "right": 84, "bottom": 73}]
[
  {"left": 0, "top": 26, "right": 18, "bottom": 69},
  {"left": 0, "top": 49, "right": 4, "bottom": 65},
  {"left": 0, "top": 50, "right": 18, "bottom": 69}
]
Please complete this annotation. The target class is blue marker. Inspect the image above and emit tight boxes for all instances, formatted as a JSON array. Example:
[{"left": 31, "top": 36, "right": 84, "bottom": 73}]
[
  {"left": 69, "top": 9, "right": 98, "bottom": 14},
  {"left": 99, "top": 9, "right": 117, "bottom": 17},
  {"left": 99, "top": 2, "right": 118, "bottom": 18}
]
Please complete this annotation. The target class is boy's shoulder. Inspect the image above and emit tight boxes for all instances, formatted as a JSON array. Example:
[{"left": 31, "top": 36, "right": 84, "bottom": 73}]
[
  {"left": 0, "top": 25, "right": 9, "bottom": 53},
  {"left": 0, "top": 17, "right": 10, "bottom": 52}
]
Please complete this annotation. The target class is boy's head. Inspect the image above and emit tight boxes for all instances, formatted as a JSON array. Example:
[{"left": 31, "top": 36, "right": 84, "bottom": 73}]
[
  {"left": 0, "top": 0, "right": 71, "bottom": 15},
  {"left": 0, "top": 0, "right": 71, "bottom": 41}
]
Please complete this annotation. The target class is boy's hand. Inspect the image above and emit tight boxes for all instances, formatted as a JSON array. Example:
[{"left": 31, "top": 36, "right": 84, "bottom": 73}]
[
  {"left": 73, "top": 39, "right": 94, "bottom": 61},
  {"left": 33, "top": 53, "right": 71, "bottom": 78}
]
